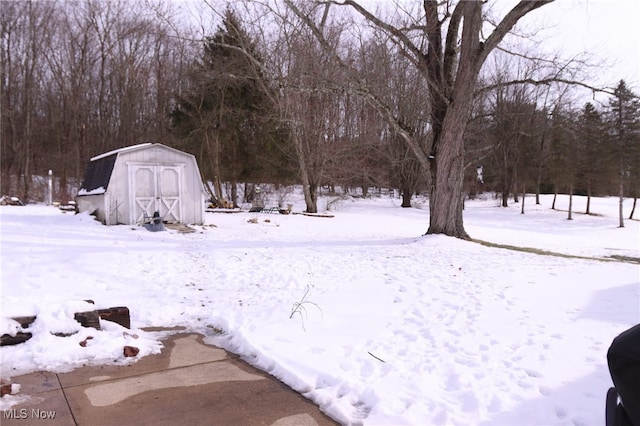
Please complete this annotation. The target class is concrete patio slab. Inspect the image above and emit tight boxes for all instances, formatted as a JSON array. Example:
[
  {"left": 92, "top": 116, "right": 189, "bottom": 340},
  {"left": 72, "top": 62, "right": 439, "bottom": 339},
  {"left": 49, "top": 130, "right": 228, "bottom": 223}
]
[{"left": 1, "top": 332, "right": 338, "bottom": 426}]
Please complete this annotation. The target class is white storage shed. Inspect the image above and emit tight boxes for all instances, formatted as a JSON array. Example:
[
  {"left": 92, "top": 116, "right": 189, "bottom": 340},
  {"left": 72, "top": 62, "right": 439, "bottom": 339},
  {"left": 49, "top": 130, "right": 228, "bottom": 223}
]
[{"left": 76, "top": 143, "right": 205, "bottom": 225}]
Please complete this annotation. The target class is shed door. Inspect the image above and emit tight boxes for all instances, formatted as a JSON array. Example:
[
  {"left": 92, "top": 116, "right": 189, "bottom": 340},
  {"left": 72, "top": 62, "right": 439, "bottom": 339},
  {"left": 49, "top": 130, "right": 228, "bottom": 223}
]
[{"left": 130, "top": 164, "right": 183, "bottom": 224}]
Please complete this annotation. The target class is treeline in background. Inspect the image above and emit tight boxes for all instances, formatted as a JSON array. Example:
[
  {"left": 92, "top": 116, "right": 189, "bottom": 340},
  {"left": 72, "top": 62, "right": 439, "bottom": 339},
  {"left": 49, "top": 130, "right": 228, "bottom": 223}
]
[{"left": 2, "top": 1, "right": 639, "bottom": 215}]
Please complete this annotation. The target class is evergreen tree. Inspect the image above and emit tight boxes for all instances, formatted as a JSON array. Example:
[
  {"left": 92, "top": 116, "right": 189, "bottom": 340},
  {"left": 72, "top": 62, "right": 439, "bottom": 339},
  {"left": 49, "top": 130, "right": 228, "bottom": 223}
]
[{"left": 171, "top": 9, "right": 289, "bottom": 207}]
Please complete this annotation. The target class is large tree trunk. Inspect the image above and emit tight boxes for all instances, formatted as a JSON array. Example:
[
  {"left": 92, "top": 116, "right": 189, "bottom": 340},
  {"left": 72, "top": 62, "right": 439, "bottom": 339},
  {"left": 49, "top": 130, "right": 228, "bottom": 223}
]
[
  {"left": 427, "top": 0, "right": 553, "bottom": 238},
  {"left": 424, "top": 1, "right": 484, "bottom": 239},
  {"left": 427, "top": 110, "right": 468, "bottom": 237},
  {"left": 300, "top": 180, "right": 318, "bottom": 213},
  {"left": 425, "top": 1, "right": 481, "bottom": 238},
  {"left": 231, "top": 180, "right": 238, "bottom": 208},
  {"left": 401, "top": 188, "right": 412, "bottom": 208},
  {"left": 501, "top": 189, "right": 510, "bottom": 208},
  {"left": 212, "top": 136, "right": 224, "bottom": 204},
  {"left": 292, "top": 132, "right": 318, "bottom": 213},
  {"left": 308, "top": 181, "right": 319, "bottom": 213}
]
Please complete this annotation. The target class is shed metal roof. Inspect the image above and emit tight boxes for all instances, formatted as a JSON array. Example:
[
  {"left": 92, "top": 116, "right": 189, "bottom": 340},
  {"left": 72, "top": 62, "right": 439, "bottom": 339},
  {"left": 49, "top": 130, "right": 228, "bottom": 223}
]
[
  {"left": 78, "top": 143, "right": 198, "bottom": 196},
  {"left": 90, "top": 143, "right": 152, "bottom": 161},
  {"left": 78, "top": 153, "right": 118, "bottom": 195}
]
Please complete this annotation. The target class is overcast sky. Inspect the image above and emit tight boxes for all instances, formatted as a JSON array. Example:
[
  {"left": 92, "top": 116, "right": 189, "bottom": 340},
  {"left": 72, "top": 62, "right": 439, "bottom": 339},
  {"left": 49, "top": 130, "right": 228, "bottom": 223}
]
[{"left": 519, "top": 0, "right": 640, "bottom": 93}]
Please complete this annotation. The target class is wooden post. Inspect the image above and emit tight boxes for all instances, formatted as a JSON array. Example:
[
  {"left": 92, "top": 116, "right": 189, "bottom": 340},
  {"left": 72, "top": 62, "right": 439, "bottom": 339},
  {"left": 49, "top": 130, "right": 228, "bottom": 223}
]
[{"left": 47, "top": 169, "right": 53, "bottom": 205}]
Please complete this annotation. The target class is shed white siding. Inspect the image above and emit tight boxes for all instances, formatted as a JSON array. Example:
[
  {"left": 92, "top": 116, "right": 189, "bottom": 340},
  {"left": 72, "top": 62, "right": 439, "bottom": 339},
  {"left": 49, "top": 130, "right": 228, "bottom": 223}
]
[{"left": 77, "top": 143, "right": 205, "bottom": 225}]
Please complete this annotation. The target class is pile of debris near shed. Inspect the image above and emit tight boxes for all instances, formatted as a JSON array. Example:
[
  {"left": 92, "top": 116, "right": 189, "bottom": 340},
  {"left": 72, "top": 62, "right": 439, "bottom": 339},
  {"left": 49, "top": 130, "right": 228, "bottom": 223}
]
[{"left": 0, "top": 195, "right": 25, "bottom": 206}]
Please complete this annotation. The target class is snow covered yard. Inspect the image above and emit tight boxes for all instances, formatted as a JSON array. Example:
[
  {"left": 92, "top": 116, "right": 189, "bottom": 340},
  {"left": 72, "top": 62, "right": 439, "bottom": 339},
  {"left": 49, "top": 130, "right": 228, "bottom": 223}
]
[{"left": 1, "top": 193, "right": 638, "bottom": 425}]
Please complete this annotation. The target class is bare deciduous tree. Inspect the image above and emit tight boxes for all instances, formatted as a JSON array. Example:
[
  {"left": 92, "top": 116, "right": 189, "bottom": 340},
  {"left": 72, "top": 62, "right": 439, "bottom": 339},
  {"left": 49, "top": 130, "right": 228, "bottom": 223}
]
[
  {"left": 1, "top": 1, "right": 56, "bottom": 200},
  {"left": 285, "top": 0, "right": 555, "bottom": 238}
]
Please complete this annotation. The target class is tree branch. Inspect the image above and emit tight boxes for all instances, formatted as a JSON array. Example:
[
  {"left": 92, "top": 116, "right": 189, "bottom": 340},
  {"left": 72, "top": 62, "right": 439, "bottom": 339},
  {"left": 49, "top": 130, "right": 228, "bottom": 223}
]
[
  {"left": 324, "top": 0, "right": 423, "bottom": 63},
  {"left": 481, "top": 1, "right": 554, "bottom": 65},
  {"left": 443, "top": 2, "right": 463, "bottom": 90},
  {"left": 476, "top": 77, "right": 616, "bottom": 98}
]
